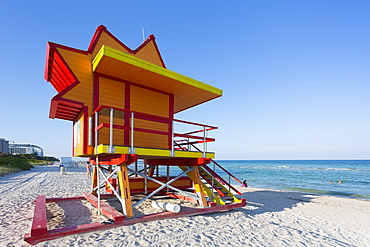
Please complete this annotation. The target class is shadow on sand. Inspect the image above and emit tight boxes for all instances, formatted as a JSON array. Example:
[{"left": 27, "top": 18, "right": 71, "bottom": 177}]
[{"left": 236, "top": 189, "right": 316, "bottom": 217}]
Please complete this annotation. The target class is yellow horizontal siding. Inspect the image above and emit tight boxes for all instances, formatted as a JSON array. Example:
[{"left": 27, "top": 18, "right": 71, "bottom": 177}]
[
  {"left": 135, "top": 148, "right": 170, "bottom": 157},
  {"left": 96, "top": 144, "right": 215, "bottom": 158},
  {"left": 114, "top": 146, "right": 130, "bottom": 153},
  {"left": 96, "top": 144, "right": 108, "bottom": 154}
]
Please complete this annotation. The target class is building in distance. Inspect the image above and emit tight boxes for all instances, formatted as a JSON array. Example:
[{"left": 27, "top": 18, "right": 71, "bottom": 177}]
[
  {"left": 0, "top": 138, "right": 10, "bottom": 154},
  {"left": 8, "top": 143, "right": 44, "bottom": 156}
]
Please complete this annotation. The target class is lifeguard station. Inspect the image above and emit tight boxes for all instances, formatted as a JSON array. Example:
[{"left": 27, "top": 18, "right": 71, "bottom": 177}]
[{"left": 24, "top": 25, "right": 246, "bottom": 245}]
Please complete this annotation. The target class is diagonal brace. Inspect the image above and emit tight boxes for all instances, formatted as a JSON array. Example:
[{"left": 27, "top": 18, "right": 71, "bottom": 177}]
[
  {"left": 127, "top": 167, "right": 200, "bottom": 202},
  {"left": 132, "top": 168, "right": 192, "bottom": 208}
]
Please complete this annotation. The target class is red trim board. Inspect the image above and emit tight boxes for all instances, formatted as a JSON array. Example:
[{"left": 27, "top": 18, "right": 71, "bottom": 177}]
[
  {"left": 24, "top": 194, "right": 246, "bottom": 245},
  {"left": 82, "top": 192, "right": 125, "bottom": 222}
]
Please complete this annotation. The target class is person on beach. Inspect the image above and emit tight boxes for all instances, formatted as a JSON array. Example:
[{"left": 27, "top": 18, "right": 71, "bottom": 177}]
[
  {"left": 86, "top": 162, "right": 91, "bottom": 178},
  {"left": 242, "top": 180, "right": 248, "bottom": 187}
]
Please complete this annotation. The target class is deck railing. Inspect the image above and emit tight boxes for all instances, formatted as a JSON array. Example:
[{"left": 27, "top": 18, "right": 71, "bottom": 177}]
[
  {"left": 92, "top": 105, "right": 217, "bottom": 157},
  {"left": 175, "top": 140, "right": 242, "bottom": 187}
]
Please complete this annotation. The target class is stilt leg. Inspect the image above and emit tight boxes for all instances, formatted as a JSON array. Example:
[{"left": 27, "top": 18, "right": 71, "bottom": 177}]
[
  {"left": 181, "top": 166, "right": 208, "bottom": 207},
  {"left": 91, "top": 165, "right": 98, "bottom": 196},
  {"left": 117, "top": 164, "right": 134, "bottom": 218},
  {"left": 148, "top": 165, "right": 155, "bottom": 177}
]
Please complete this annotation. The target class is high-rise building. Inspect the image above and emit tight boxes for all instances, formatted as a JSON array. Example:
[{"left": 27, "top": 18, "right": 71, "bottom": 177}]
[{"left": 0, "top": 138, "right": 10, "bottom": 153}]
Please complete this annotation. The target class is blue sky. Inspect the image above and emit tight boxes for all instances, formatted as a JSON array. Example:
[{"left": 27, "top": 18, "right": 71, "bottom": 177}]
[{"left": 1, "top": 1, "right": 369, "bottom": 159}]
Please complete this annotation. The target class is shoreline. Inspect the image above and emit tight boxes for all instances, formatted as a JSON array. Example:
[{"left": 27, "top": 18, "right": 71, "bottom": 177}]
[
  {"left": 0, "top": 165, "right": 369, "bottom": 246},
  {"left": 240, "top": 184, "right": 370, "bottom": 202}
]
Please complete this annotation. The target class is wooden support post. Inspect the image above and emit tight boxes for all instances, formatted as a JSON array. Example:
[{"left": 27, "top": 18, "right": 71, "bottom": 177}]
[
  {"left": 91, "top": 165, "right": 98, "bottom": 196},
  {"left": 148, "top": 165, "right": 155, "bottom": 177},
  {"left": 117, "top": 164, "right": 134, "bottom": 218},
  {"left": 181, "top": 166, "right": 208, "bottom": 207}
]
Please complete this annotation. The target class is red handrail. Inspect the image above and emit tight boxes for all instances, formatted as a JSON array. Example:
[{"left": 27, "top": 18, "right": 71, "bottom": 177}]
[
  {"left": 93, "top": 105, "right": 218, "bottom": 149},
  {"left": 201, "top": 164, "right": 242, "bottom": 195},
  {"left": 211, "top": 159, "right": 242, "bottom": 184},
  {"left": 176, "top": 141, "right": 242, "bottom": 185}
]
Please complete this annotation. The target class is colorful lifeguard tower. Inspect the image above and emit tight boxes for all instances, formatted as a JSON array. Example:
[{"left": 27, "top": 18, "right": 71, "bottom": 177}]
[{"left": 24, "top": 25, "right": 245, "bottom": 245}]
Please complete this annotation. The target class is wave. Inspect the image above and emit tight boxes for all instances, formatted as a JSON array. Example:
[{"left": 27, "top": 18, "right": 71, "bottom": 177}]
[
  {"left": 325, "top": 168, "right": 355, "bottom": 171},
  {"left": 237, "top": 166, "right": 363, "bottom": 172}
]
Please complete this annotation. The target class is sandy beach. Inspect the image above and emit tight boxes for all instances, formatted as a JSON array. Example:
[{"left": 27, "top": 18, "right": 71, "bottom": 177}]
[{"left": 0, "top": 165, "right": 369, "bottom": 247}]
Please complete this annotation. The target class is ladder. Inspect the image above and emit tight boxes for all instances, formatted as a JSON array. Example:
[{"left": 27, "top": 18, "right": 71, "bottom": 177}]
[{"left": 174, "top": 139, "right": 243, "bottom": 205}]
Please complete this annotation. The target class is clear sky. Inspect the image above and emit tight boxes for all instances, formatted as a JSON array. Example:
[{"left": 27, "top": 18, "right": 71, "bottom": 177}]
[{"left": 1, "top": 1, "right": 369, "bottom": 160}]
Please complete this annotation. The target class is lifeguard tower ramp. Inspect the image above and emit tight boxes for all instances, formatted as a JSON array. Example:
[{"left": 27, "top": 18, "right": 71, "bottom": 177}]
[{"left": 24, "top": 25, "right": 246, "bottom": 245}]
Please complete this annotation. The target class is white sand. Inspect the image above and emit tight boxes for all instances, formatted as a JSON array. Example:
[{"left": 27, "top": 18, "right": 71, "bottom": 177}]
[{"left": 1, "top": 165, "right": 369, "bottom": 247}]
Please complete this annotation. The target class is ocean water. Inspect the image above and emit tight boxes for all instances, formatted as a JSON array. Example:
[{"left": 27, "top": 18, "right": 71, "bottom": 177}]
[{"left": 214, "top": 160, "right": 370, "bottom": 200}]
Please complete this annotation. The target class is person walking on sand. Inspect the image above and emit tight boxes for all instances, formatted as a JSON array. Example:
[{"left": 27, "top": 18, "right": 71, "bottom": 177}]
[{"left": 86, "top": 162, "right": 91, "bottom": 178}]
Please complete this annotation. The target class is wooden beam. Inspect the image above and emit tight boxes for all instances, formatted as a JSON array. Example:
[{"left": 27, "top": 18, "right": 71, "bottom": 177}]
[
  {"left": 117, "top": 164, "right": 134, "bottom": 218},
  {"left": 180, "top": 166, "right": 208, "bottom": 207},
  {"left": 82, "top": 192, "right": 125, "bottom": 222},
  {"left": 30, "top": 195, "right": 47, "bottom": 236}
]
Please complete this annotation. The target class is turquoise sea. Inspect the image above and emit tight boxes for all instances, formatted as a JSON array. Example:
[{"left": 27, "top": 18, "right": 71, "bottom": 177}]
[{"left": 215, "top": 160, "right": 370, "bottom": 200}]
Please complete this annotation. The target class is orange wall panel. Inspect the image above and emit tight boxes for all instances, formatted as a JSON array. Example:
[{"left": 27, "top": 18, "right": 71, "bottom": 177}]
[
  {"left": 91, "top": 32, "right": 130, "bottom": 58},
  {"left": 97, "top": 77, "right": 126, "bottom": 148},
  {"left": 98, "top": 127, "right": 125, "bottom": 146},
  {"left": 133, "top": 132, "right": 168, "bottom": 149},
  {"left": 135, "top": 119, "right": 168, "bottom": 133},
  {"left": 134, "top": 41, "right": 164, "bottom": 67},
  {"left": 130, "top": 85, "right": 170, "bottom": 149},
  {"left": 98, "top": 115, "right": 125, "bottom": 146},
  {"left": 130, "top": 85, "right": 169, "bottom": 117},
  {"left": 57, "top": 48, "right": 93, "bottom": 111},
  {"left": 99, "top": 77, "right": 125, "bottom": 109}
]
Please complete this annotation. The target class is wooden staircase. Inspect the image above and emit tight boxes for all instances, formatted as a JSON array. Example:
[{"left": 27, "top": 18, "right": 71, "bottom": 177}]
[
  {"left": 174, "top": 139, "right": 243, "bottom": 205},
  {"left": 197, "top": 165, "right": 242, "bottom": 205}
]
